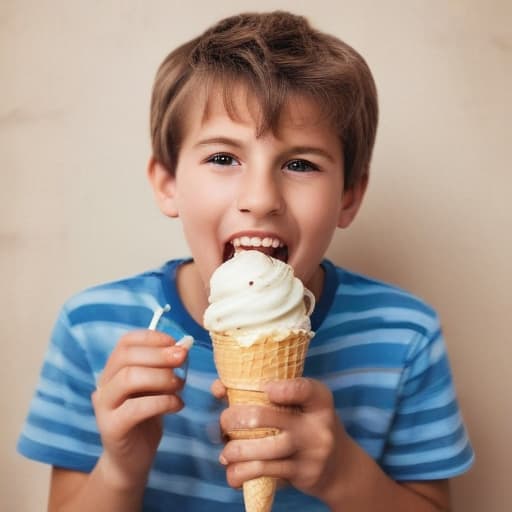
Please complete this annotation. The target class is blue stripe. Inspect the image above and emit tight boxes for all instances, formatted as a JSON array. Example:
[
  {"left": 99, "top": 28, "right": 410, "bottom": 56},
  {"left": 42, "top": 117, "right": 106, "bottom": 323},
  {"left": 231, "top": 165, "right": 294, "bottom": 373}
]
[
  {"left": 66, "top": 285, "right": 163, "bottom": 311},
  {"left": 401, "top": 360, "right": 451, "bottom": 399},
  {"left": 21, "top": 423, "right": 101, "bottom": 457},
  {"left": 17, "top": 436, "right": 97, "bottom": 472},
  {"left": 68, "top": 303, "right": 152, "bottom": 327},
  {"left": 319, "top": 317, "right": 432, "bottom": 339},
  {"left": 390, "top": 412, "right": 463, "bottom": 444},
  {"left": 400, "top": 384, "right": 456, "bottom": 413},
  {"left": 148, "top": 470, "right": 238, "bottom": 502},
  {"left": 393, "top": 400, "right": 459, "bottom": 429},
  {"left": 387, "top": 424, "right": 468, "bottom": 455},
  {"left": 339, "top": 406, "right": 394, "bottom": 433},
  {"left": 41, "top": 361, "right": 95, "bottom": 396},
  {"left": 26, "top": 412, "right": 100, "bottom": 443},
  {"left": 50, "top": 320, "right": 93, "bottom": 375},
  {"left": 308, "top": 327, "right": 417, "bottom": 355},
  {"left": 143, "top": 488, "right": 242, "bottom": 511},
  {"left": 384, "top": 443, "right": 475, "bottom": 480},
  {"left": 331, "top": 385, "right": 397, "bottom": 408},
  {"left": 306, "top": 342, "right": 409, "bottom": 373},
  {"left": 319, "top": 368, "right": 401, "bottom": 391},
  {"left": 334, "top": 291, "right": 435, "bottom": 316},
  {"left": 36, "top": 388, "right": 93, "bottom": 414}
]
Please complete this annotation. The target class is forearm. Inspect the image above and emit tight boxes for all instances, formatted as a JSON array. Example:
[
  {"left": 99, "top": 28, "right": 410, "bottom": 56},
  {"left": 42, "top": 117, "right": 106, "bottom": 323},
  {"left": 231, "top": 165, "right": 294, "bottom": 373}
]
[
  {"left": 49, "top": 456, "right": 147, "bottom": 512},
  {"left": 324, "top": 435, "right": 450, "bottom": 512}
]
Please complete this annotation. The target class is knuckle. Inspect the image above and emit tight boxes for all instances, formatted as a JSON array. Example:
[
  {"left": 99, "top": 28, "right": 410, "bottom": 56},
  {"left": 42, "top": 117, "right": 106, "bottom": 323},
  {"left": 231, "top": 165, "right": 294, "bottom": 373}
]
[
  {"left": 271, "top": 459, "right": 293, "bottom": 481},
  {"left": 118, "top": 343, "right": 134, "bottom": 363},
  {"left": 279, "top": 431, "right": 295, "bottom": 455},
  {"left": 296, "top": 377, "right": 313, "bottom": 398},
  {"left": 282, "top": 377, "right": 309, "bottom": 402},
  {"left": 164, "top": 394, "right": 181, "bottom": 412},
  {"left": 252, "top": 459, "right": 265, "bottom": 477},
  {"left": 249, "top": 405, "right": 266, "bottom": 424},
  {"left": 302, "top": 465, "right": 321, "bottom": 489},
  {"left": 317, "top": 427, "right": 335, "bottom": 452},
  {"left": 225, "top": 440, "right": 244, "bottom": 461},
  {"left": 219, "top": 408, "right": 231, "bottom": 433},
  {"left": 226, "top": 464, "right": 243, "bottom": 488},
  {"left": 123, "top": 366, "right": 140, "bottom": 387},
  {"left": 119, "top": 331, "right": 137, "bottom": 346}
]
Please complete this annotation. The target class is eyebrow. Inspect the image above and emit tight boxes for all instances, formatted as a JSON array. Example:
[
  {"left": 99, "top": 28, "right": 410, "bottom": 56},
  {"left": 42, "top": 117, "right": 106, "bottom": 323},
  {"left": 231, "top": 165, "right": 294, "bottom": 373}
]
[
  {"left": 283, "top": 146, "right": 336, "bottom": 163},
  {"left": 194, "top": 137, "right": 336, "bottom": 163},
  {"left": 194, "top": 137, "right": 244, "bottom": 149}
]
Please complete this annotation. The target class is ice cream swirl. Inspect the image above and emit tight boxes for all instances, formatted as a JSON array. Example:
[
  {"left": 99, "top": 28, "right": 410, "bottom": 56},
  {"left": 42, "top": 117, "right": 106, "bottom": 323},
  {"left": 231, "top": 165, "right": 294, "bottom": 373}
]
[{"left": 203, "top": 250, "right": 314, "bottom": 346}]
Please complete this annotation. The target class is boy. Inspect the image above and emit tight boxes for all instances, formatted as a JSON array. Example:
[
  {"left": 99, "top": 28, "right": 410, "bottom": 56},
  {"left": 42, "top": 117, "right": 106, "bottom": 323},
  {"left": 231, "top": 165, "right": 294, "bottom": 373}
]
[{"left": 18, "top": 11, "right": 473, "bottom": 511}]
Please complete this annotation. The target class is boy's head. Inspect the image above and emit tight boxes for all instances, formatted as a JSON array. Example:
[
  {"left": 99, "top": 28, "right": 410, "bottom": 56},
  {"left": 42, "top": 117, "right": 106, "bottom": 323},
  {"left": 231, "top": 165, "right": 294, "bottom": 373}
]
[{"left": 150, "top": 11, "right": 378, "bottom": 189}]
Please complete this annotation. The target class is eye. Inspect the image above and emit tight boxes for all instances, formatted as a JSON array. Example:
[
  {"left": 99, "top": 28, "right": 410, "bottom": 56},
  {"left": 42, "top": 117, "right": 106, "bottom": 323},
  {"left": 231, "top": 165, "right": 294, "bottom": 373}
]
[
  {"left": 207, "top": 153, "right": 239, "bottom": 166},
  {"left": 285, "top": 159, "right": 319, "bottom": 173}
]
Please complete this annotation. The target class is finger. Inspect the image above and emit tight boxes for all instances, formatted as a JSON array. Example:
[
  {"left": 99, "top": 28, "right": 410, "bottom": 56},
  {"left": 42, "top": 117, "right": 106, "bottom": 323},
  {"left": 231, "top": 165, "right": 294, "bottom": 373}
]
[
  {"left": 265, "top": 378, "right": 334, "bottom": 412},
  {"left": 97, "top": 366, "right": 184, "bottom": 408},
  {"left": 100, "top": 337, "right": 186, "bottom": 387},
  {"left": 210, "top": 379, "right": 227, "bottom": 400},
  {"left": 225, "top": 459, "right": 296, "bottom": 489},
  {"left": 121, "top": 329, "right": 177, "bottom": 347},
  {"left": 220, "top": 403, "right": 298, "bottom": 434},
  {"left": 105, "top": 394, "right": 184, "bottom": 438},
  {"left": 220, "top": 431, "right": 295, "bottom": 465}
]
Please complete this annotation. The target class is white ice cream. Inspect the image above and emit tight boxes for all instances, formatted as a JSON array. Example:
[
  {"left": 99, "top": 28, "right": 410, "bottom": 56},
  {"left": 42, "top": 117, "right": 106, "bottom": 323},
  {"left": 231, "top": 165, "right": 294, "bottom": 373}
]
[{"left": 203, "top": 251, "right": 314, "bottom": 346}]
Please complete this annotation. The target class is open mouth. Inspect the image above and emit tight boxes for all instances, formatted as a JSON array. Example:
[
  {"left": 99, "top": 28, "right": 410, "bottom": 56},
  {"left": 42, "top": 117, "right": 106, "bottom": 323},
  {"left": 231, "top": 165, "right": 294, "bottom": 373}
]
[{"left": 223, "top": 236, "right": 289, "bottom": 263}]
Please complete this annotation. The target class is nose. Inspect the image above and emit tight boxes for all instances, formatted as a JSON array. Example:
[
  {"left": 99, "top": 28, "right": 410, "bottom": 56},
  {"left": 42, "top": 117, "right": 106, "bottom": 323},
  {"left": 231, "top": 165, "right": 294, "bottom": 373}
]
[{"left": 236, "top": 168, "right": 284, "bottom": 217}]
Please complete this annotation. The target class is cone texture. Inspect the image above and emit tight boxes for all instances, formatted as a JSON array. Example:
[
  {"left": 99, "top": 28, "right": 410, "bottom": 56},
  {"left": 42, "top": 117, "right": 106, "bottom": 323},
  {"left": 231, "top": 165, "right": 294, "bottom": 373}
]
[
  {"left": 211, "top": 330, "right": 312, "bottom": 512},
  {"left": 212, "top": 331, "right": 311, "bottom": 391}
]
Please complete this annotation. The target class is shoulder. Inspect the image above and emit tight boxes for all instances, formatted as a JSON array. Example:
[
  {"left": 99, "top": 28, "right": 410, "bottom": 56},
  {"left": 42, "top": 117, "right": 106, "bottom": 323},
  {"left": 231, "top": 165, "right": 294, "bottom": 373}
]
[
  {"left": 60, "top": 261, "right": 181, "bottom": 324},
  {"left": 314, "top": 262, "right": 443, "bottom": 371},
  {"left": 49, "top": 260, "right": 184, "bottom": 372},
  {"left": 53, "top": 260, "right": 186, "bottom": 355},
  {"left": 327, "top": 263, "right": 441, "bottom": 336}
]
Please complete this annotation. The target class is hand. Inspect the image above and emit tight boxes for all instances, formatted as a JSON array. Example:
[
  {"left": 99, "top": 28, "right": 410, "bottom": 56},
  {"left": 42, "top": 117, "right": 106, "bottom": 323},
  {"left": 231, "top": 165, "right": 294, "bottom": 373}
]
[
  {"left": 92, "top": 330, "right": 188, "bottom": 489},
  {"left": 217, "top": 378, "right": 350, "bottom": 505}
]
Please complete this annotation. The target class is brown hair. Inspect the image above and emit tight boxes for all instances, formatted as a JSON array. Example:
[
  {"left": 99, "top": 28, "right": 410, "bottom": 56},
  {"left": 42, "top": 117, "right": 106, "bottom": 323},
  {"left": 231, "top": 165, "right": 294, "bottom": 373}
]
[{"left": 150, "top": 11, "right": 378, "bottom": 188}]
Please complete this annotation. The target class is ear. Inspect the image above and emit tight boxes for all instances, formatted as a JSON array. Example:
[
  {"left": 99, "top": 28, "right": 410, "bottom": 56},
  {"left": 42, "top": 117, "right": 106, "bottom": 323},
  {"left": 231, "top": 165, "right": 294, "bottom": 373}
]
[
  {"left": 147, "top": 157, "right": 179, "bottom": 218},
  {"left": 337, "top": 173, "right": 369, "bottom": 228}
]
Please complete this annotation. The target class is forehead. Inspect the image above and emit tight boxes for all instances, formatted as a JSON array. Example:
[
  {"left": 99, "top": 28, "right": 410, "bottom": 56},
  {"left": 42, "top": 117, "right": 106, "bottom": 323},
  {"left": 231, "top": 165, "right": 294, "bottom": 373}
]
[{"left": 182, "top": 80, "right": 335, "bottom": 141}]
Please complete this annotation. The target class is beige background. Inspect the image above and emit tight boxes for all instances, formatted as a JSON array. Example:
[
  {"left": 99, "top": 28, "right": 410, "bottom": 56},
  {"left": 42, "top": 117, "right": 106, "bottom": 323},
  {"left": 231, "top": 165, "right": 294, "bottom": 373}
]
[{"left": 1, "top": 0, "right": 510, "bottom": 510}]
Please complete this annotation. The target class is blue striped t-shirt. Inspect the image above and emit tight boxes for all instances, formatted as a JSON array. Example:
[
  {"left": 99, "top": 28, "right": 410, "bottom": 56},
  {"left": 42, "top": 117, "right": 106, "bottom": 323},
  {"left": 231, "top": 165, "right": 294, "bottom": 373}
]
[{"left": 18, "top": 258, "right": 474, "bottom": 510}]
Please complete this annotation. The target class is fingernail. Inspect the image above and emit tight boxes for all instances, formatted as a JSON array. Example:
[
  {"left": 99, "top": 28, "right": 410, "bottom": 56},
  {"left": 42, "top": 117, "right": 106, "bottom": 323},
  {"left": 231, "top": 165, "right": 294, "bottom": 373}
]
[
  {"left": 170, "top": 336, "right": 193, "bottom": 382},
  {"left": 176, "top": 335, "right": 194, "bottom": 350},
  {"left": 219, "top": 454, "right": 227, "bottom": 465}
]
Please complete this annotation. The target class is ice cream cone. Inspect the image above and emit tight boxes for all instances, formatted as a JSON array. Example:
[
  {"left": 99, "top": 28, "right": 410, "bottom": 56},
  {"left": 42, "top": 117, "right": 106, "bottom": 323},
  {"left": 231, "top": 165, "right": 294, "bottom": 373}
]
[{"left": 211, "top": 330, "right": 312, "bottom": 512}]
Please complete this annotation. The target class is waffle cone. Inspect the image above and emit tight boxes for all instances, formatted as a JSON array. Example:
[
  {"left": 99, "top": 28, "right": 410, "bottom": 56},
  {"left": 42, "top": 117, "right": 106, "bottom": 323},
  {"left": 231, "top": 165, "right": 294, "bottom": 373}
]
[{"left": 211, "top": 330, "right": 312, "bottom": 512}]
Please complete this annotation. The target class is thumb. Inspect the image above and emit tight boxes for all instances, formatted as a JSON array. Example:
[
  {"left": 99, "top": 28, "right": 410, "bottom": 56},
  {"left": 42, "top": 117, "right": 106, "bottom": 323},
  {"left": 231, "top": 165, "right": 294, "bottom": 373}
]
[{"left": 265, "top": 378, "right": 334, "bottom": 413}]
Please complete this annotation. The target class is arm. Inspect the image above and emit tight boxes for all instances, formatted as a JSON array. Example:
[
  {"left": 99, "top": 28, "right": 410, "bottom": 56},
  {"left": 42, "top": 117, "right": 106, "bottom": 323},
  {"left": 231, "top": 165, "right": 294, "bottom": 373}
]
[
  {"left": 218, "top": 378, "right": 451, "bottom": 511},
  {"left": 48, "top": 464, "right": 144, "bottom": 512},
  {"left": 48, "top": 330, "right": 188, "bottom": 512}
]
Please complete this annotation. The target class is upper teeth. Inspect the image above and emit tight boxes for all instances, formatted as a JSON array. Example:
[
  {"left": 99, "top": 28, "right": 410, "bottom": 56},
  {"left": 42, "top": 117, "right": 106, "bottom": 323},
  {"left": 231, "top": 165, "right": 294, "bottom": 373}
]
[{"left": 232, "top": 236, "right": 283, "bottom": 249}]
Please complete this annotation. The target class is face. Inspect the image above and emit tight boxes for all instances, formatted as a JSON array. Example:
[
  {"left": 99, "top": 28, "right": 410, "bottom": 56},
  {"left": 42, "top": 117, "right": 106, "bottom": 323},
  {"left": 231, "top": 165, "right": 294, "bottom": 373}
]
[{"left": 150, "top": 86, "right": 366, "bottom": 307}]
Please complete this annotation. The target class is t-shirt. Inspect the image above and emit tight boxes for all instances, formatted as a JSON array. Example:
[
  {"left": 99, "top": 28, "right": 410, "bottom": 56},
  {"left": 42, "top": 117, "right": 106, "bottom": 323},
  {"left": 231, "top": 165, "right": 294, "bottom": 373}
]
[{"left": 18, "top": 259, "right": 474, "bottom": 511}]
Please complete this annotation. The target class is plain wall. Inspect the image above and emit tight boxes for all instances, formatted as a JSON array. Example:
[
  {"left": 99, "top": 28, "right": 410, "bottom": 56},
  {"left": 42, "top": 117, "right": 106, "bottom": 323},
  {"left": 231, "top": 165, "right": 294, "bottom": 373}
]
[{"left": 2, "top": 0, "right": 510, "bottom": 510}]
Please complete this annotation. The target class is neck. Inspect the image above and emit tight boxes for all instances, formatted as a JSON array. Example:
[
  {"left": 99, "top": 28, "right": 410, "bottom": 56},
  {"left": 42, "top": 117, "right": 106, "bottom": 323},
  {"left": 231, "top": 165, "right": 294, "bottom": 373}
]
[
  {"left": 176, "top": 261, "right": 210, "bottom": 327},
  {"left": 307, "top": 263, "right": 325, "bottom": 306}
]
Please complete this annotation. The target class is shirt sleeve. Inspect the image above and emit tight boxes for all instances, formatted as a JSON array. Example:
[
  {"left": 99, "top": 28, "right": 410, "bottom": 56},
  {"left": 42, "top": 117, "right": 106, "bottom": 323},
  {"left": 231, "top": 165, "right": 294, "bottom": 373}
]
[
  {"left": 17, "top": 305, "right": 101, "bottom": 472},
  {"left": 381, "top": 317, "right": 474, "bottom": 480}
]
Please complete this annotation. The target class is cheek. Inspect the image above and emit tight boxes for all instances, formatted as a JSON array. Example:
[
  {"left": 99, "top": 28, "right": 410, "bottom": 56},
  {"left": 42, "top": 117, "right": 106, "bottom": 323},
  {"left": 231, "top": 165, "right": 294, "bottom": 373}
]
[
  {"left": 299, "top": 190, "right": 342, "bottom": 237},
  {"left": 176, "top": 175, "right": 228, "bottom": 221}
]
